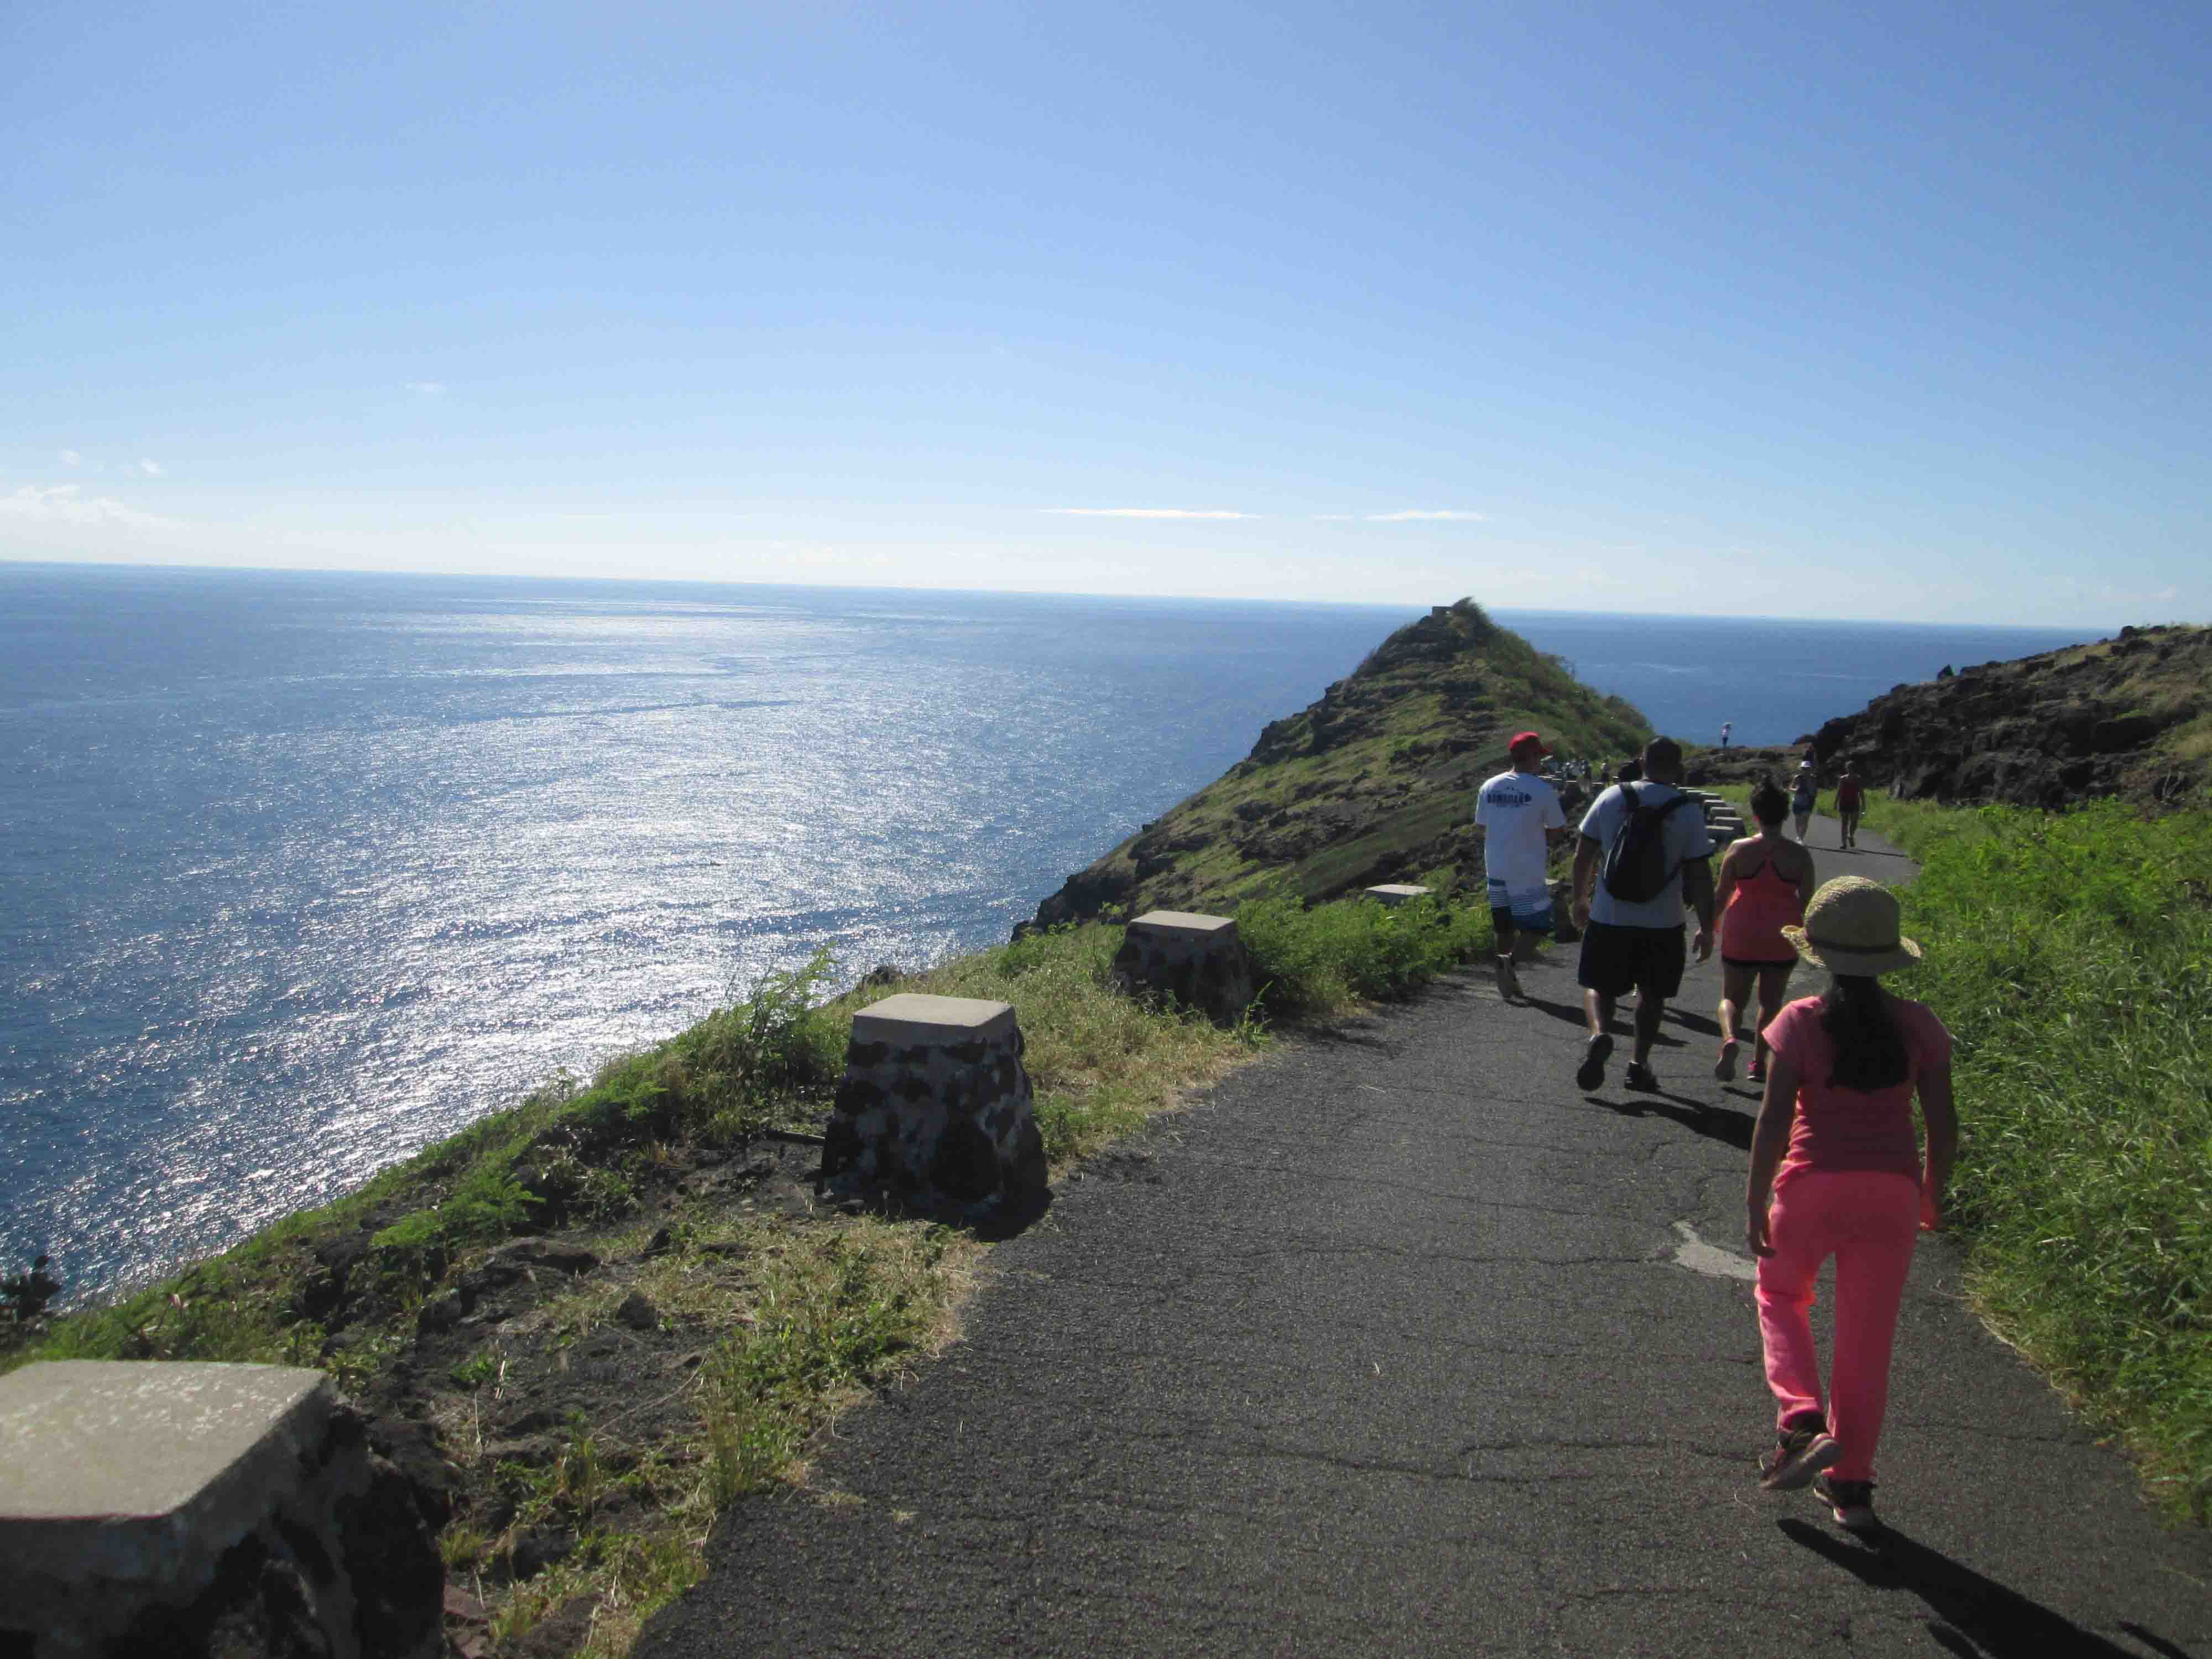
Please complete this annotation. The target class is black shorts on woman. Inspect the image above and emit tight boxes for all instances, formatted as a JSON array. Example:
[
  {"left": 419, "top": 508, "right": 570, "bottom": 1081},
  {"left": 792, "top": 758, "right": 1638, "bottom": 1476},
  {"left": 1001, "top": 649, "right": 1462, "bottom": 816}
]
[{"left": 1576, "top": 919, "right": 1688, "bottom": 1000}]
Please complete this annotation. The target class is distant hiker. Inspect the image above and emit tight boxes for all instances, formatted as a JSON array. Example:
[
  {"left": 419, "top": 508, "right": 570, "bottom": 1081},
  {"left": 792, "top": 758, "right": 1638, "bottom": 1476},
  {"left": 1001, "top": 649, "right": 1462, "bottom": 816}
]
[
  {"left": 1720, "top": 721, "right": 1733, "bottom": 749},
  {"left": 1598, "top": 761, "right": 1611, "bottom": 785},
  {"left": 1569, "top": 737, "right": 1715, "bottom": 1092},
  {"left": 1834, "top": 761, "right": 1866, "bottom": 850},
  {"left": 1747, "top": 876, "right": 1957, "bottom": 1538},
  {"left": 1790, "top": 760, "right": 1818, "bottom": 842},
  {"left": 1712, "top": 779, "right": 1816, "bottom": 1084},
  {"left": 1473, "top": 731, "right": 1570, "bottom": 1002}
]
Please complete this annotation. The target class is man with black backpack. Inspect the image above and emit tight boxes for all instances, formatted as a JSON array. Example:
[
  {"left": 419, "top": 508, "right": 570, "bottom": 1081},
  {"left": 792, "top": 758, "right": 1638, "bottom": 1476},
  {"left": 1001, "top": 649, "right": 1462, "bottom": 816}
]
[{"left": 1568, "top": 736, "right": 1716, "bottom": 1092}]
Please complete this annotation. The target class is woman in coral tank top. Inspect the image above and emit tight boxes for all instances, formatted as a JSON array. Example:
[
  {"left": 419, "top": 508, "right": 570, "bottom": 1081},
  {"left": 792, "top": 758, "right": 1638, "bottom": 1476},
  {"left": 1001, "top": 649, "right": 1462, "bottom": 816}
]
[
  {"left": 1745, "top": 877, "right": 1958, "bottom": 1537},
  {"left": 1712, "top": 779, "right": 1817, "bottom": 1084}
]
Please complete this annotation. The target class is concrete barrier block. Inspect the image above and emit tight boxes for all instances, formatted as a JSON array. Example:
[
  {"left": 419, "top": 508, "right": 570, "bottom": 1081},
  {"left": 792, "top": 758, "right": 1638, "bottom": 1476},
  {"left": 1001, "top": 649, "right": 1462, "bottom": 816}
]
[
  {"left": 1364, "top": 884, "right": 1432, "bottom": 906},
  {"left": 0, "top": 1361, "right": 441, "bottom": 1659},
  {"left": 822, "top": 993, "right": 1045, "bottom": 1219},
  {"left": 1111, "top": 910, "right": 1254, "bottom": 1024}
]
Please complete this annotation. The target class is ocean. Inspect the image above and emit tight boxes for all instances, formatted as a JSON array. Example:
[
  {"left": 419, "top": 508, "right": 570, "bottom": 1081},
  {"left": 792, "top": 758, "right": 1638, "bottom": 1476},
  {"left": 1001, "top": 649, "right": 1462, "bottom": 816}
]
[{"left": 0, "top": 564, "right": 2096, "bottom": 1299}]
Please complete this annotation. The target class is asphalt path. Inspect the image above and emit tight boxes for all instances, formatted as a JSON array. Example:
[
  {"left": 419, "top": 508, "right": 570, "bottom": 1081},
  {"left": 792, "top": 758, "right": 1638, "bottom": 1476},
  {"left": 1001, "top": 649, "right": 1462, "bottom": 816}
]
[{"left": 637, "top": 813, "right": 2212, "bottom": 1657}]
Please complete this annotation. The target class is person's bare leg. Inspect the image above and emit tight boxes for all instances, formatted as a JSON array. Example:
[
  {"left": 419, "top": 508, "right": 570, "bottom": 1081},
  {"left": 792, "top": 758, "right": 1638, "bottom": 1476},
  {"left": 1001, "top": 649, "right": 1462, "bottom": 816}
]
[
  {"left": 1717, "top": 962, "right": 1750, "bottom": 1080},
  {"left": 1584, "top": 988, "right": 1614, "bottom": 1039},
  {"left": 1575, "top": 988, "right": 1619, "bottom": 1089},
  {"left": 1632, "top": 985, "right": 1665, "bottom": 1068}
]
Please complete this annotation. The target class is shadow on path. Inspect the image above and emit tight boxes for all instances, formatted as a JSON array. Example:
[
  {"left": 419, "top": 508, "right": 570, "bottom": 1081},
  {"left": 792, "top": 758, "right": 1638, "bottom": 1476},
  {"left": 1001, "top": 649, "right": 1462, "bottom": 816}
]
[
  {"left": 1778, "top": 1519, "right": 2195, "bottom": 1658},
  {"left": 1590, "top": 1092, "right": 1755, "bottom": 1150},
  {"left": 1521, "top": 995, "right": 1594, "bottom": 1030}
]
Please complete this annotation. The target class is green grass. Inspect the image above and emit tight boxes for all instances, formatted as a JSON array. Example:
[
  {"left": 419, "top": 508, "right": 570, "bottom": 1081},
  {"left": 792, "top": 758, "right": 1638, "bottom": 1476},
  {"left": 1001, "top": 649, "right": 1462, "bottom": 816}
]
[
  {"left": 1237, "top": 886, "right": 1494, "bottom": 1017},
  {"left": 1855, "top": 794, "right": 2212, "bottom": 1520},
  {"left": 874, "top": 921, "right": 1261, "bottom": 1166}
]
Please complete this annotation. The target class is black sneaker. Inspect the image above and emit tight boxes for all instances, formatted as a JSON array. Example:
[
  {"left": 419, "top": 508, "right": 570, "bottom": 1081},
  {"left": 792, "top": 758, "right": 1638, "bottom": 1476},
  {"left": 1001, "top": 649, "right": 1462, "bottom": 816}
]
[
  {"left": 1759, "top": 1422, "right": 1840, "bottom": 1491},
  {"left": 1575, "top": 1033, "right": 1613, "bottom": 1091},
  {"left": 1813, "top": 1472, "right": 1880, "bottom": 1535},
  {"left": 1624, "top": 1060, "right": 1660, "bottom": 1091}
]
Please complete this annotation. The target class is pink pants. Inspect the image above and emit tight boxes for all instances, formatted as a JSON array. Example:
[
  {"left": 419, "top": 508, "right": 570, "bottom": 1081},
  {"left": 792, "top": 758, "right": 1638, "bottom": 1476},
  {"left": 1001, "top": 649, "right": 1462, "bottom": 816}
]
[{"left": 1756, "top": 1169, "right": 1921, "bottom": 1482}]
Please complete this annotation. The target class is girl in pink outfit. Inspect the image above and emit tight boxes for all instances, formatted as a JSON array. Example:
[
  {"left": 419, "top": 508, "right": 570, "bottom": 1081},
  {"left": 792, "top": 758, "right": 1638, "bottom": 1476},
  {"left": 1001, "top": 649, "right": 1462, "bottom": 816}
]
[{"left": 1745, "top": 877, "right": 1958, "bottom": 1536}]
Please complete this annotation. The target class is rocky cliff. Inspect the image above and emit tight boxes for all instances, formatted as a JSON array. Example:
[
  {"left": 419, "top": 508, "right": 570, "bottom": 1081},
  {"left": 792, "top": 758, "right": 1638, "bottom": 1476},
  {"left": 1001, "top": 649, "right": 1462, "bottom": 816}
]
[
  {"left": 1024, "top": 600, "right": 1652, "bottom": 930},
  {"left": 1800, "top": 623, "right": 2211, "bottom": 808}
]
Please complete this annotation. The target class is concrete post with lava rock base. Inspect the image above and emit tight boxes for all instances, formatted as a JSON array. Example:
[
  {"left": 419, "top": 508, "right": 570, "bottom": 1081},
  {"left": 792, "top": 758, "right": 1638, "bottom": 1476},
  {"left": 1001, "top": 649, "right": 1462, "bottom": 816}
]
[
  {"left": 820, "top": 993, "right": 1048, "bottom": 1221},
  {"left": 1110, "top": 910, "right": 1255, "bottom": 1025},
  {"left": 0, "top": 1360, "right": 442, "bottom": 1659}
]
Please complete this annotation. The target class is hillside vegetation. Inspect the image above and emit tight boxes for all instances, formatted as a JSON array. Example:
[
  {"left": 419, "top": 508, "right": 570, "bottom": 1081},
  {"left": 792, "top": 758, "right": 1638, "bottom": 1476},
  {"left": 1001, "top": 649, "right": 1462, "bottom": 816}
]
[
  {"left": 1854, "top": 794, "right": 2212, "bottom": 1520},
  {"left": 1029, "top": 599, "right": 1651, "bottom": 928}
]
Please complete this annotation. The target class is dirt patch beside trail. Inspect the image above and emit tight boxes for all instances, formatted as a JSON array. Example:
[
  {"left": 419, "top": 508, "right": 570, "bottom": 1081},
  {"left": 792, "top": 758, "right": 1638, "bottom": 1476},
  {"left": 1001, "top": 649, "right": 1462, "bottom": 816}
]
[{"left": 318, "top": 1136, "right": 853, "bottom": 1655}]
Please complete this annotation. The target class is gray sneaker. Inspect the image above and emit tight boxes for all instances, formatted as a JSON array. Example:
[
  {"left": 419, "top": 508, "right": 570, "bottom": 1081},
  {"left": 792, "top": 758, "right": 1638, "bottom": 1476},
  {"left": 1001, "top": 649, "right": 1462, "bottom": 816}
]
[{"left": 1759, "top": 1422, "right": 1840, "bottom": 1491}]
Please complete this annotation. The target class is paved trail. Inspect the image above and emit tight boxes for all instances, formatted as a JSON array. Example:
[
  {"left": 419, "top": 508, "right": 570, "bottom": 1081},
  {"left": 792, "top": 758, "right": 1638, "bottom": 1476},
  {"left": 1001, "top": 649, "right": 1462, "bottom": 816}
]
[{"left": 638, "top": 815, "right": 2211, "bottom": 1657}]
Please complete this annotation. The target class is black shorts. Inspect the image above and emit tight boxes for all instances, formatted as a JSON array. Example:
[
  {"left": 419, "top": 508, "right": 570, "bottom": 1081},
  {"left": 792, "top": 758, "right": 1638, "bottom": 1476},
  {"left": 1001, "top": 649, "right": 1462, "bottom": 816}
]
[{"left": 1577, "top": 920, "right": 1687, "bottom": 1000}]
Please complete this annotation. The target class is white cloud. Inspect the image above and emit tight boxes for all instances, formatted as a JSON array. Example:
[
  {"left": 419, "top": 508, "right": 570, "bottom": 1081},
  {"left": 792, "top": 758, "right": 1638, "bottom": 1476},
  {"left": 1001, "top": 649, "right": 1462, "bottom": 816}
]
[
  {"left": 1311, "top": 513, "right": 1355, "bottom": 521},
  {"left": 0, "top": 483, "right": 184, "bottom": 531},
  {"left": 1366, "top": 509, "right": 1486, "bottom": 522},
  {"left": 59, "top": 448, "right": 82, "bottom": 466},
  {"left": 406, "top": 381, "right": 447, "bottom": 395},
  {"left": 138, "top": 459, "right": 163, "bottom": 476},
  {"left": 1045, "top": 507, "right": 1258, "bottom": 520}
]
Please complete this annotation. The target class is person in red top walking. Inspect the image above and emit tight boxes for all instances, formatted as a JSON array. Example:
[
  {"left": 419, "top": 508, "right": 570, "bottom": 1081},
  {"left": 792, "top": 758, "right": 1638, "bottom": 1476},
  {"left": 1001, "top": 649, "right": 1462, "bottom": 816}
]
[
  {"left": 1745, "top": 877, "right": 1959, "bottom": 1537},
  {"left": 1711, "top": 779, "right": 1817, "bottom": 1084},
  {"left": 1834, "top": 760, "right": 1866, "bottom": 849}
]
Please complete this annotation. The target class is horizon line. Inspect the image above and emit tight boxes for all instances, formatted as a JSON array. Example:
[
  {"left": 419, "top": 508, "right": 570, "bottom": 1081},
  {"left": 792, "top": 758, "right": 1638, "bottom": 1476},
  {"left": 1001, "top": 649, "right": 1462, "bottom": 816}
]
[{"left": 0, "top": 555, "right": 2159, "bottom": 634}]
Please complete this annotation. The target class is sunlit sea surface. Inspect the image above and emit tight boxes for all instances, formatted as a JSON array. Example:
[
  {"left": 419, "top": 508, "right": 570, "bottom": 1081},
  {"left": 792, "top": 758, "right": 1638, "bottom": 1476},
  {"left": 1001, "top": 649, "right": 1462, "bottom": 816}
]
[{"left": 0, "top": 565, "right": 2098, "bottom": 1298}]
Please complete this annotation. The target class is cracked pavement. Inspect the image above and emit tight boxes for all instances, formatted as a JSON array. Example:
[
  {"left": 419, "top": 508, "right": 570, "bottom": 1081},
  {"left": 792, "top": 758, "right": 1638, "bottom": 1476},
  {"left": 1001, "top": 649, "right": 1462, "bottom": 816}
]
[{"left": 635, "top": 818, "right": 2212, "bottom": 1657}]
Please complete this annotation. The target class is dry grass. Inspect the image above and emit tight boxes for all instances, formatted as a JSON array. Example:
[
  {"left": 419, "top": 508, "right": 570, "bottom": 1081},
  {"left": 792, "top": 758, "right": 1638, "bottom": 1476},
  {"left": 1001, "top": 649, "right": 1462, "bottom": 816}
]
[{"left": 893, "top": 922, "right": 1264, "bottom": 1166}]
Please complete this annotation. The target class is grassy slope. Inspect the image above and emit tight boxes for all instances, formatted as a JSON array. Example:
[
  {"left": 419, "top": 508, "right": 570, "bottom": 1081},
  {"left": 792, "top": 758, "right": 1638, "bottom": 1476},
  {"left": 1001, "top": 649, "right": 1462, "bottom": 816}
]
[
  {"left": 0, "top": 893, "right": 1500, "bottom": 1656},
  {"left": 1048, "top": 599, "right": 1651, "bottom": 920},
  {"left": 1853, "top": 794, "right": 2212, "bottom": 1521}
]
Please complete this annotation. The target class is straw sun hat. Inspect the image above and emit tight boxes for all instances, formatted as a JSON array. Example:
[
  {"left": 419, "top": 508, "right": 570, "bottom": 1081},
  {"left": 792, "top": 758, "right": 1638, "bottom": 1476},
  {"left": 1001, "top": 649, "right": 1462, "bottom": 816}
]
[{"left": 1781, "top": 876, "right": 1923, "bottom": 976}]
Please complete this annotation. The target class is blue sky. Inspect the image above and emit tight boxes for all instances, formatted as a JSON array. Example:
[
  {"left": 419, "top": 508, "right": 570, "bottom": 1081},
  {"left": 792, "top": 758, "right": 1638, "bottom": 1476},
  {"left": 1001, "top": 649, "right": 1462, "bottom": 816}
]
[{"left": 4, "top": 2, "right": 2205, "bottom": 624}]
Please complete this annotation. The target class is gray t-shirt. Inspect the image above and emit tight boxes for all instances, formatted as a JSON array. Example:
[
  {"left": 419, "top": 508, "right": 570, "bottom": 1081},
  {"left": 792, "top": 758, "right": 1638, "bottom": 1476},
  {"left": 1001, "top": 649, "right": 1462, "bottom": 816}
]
[{"left": 1578, "top": 781, "right": 1714, "bottom": 930}]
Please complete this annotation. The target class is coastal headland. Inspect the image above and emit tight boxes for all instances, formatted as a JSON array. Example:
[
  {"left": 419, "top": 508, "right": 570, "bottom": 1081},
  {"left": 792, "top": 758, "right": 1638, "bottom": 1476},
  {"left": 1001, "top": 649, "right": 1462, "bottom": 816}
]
[{"left": 1026, "top": 598, "right": 1650, "bottom": 933}]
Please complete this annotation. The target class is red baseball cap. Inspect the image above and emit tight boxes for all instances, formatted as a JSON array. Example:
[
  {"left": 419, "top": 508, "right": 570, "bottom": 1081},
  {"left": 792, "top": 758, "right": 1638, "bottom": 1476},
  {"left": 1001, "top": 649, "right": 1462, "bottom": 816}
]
[{"left": 1509, "top": 731, "right": 1552, "bottom": 756}]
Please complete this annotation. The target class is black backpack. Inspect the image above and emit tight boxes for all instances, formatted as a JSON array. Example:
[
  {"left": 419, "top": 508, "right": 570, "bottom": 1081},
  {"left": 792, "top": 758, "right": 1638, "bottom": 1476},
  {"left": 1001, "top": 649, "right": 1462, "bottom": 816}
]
[{"left": 1600, "top": 784, "right": 1696, "bottom": 904}]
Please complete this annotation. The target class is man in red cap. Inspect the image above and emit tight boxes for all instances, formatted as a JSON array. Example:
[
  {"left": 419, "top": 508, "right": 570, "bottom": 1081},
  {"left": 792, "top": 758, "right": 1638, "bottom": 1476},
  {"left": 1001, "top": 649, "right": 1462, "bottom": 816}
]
[{"left": 1472, "top": 731, "right": 1571, "bottom": 1000}]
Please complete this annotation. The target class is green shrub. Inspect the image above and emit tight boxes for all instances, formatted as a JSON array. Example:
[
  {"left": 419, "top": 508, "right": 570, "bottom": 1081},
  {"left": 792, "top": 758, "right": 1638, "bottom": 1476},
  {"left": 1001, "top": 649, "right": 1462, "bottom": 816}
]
[
  {"left": 1237, "top": 888, "right": 1493, "bottom": 1017},
  {"left": 670, "top": 950, "right": 847, "bottom": 1138}
]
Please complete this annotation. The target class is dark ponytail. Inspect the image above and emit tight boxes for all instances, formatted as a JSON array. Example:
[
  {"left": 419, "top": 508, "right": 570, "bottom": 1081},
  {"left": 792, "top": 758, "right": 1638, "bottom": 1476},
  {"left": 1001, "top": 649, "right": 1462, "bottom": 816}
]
[{"left": 1819, "top": 975, "right": 1908, "bottom": 1092}]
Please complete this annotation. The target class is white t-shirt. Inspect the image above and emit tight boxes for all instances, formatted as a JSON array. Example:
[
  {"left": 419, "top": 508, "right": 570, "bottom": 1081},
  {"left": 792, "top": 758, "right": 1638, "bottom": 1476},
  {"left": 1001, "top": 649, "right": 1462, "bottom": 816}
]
[
  {"left": 1473, "top": 769, "right": 1567, "bottom": 887},
  {"left": 1577, "top": 780, "right": 1714, "bottom": 930}
]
